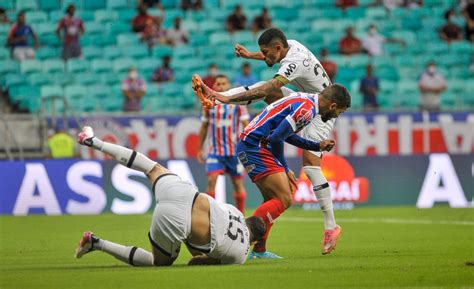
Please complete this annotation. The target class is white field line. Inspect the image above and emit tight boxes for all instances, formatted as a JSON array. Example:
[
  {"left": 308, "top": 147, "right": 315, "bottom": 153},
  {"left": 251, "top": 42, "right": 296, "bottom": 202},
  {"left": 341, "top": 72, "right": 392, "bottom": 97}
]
[{"left": 279, "top": 216, "right": 474, "bottom": 226}]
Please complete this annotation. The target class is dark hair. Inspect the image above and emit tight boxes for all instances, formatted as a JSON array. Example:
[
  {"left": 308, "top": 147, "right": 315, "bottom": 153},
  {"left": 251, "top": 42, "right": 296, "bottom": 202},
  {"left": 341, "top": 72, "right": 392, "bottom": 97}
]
[
  {"left": 321, "top": 84, "right": 351, "bottom": 108},
  {"left": 444, "top": 9, "right": 454, "bottom": 20},
  {"left": 214, "top": 74, "right": 229, "bottom": 81},
  {"left": 18, "top": 10, "right": 25, "bottom": 17},
  {"left": 246, "top": 216, "right": 266, "bottom": 243},
  {"left": 258, "top": 28, "right": 289, "bottom": 48}
]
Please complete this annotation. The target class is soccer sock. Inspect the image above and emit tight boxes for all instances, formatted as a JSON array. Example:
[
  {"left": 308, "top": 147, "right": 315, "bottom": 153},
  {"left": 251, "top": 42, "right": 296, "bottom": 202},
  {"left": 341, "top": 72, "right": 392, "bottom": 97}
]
[
  {"left": 252, "top": 198, "right": 285, "bottom": 253},
  {"left": 233, "top": 192, "right": 246, "bottom": 213},
  {"left": 207, "top": 191, "right": 215, "bottom": 199},
  {"left": 90, "top": 137, "right": 156, "bottom": 174},
  {"left": 94, "top": 239, "right": 154, "bottom": 266},
  {"left": 304, "top": 166, "right": 336, "bottom": 230}
]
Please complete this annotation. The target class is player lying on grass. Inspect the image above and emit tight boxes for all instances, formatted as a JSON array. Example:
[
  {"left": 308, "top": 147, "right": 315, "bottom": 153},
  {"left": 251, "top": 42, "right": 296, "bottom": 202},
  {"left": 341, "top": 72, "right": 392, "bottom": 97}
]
[
  {"left": 194, "top": 83, "right": 351, "bottom": 259},
  {"left": 74, "top": 126, "right": 266, "bottom": 266},
  {"left": 193, "top": 28, "right": 344, "bottom": 257}
]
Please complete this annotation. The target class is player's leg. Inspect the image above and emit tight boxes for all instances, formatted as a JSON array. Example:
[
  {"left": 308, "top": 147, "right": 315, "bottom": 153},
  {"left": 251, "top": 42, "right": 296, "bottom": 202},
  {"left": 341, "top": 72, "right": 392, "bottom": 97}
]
[
  {"left": 206, "top": 173, "right": 219, "bottom": 199},
  {"left": 205, "top": 154, "right": 225, "bottom": 199},
  {"left": 302, "top": 150, "right": 341, "bottom": 255},
  {"left": 74, "top": 231, "right": 156, "bottom": 266},
  {"left": 225, "top": 155, "right": 246, "bottom": 213}
]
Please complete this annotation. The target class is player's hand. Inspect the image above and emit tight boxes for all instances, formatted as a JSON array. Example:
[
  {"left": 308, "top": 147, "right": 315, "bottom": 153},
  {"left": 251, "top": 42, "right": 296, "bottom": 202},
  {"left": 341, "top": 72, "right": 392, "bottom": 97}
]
[
  {"left": 211, "top": 92, "right": 230, "bottom": 104},
  {"left": 320, "top": 139, "right": 336, "bottom": 152},
  {"left": 197, "top": 149, "right": 205, "bottom": 164},
  {"left": 286, "top": 170, "right": 298, "bottom": 192},
  {"left": 235, "top": 44, "right": 251, "bottom": 58}
]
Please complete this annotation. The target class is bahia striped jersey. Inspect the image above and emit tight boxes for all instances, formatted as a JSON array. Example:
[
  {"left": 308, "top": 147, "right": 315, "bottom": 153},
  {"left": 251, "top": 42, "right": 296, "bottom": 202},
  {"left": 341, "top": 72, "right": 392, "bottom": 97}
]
[
  {"left": 201, "top": 104, "right": 250, "bottom": 156},
  {"left": 240, "top": 92, "right": 318, "bottom": 145}
]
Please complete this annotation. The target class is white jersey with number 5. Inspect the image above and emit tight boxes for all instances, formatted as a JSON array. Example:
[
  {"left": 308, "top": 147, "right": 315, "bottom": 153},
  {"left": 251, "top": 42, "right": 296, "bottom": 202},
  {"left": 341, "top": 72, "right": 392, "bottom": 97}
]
[
  {"left": 205, "top": 195, "right": 250, "bottom": 264},
  {"left": 276, "top": 40, "right": 336, "bottom": 152}
]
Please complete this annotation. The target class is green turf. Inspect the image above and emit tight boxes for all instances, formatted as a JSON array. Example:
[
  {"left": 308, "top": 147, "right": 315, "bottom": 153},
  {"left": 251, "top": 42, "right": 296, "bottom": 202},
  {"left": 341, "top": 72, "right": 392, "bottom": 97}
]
[{"left": 1, "top": 206, "right": 473, "bottom": 289}]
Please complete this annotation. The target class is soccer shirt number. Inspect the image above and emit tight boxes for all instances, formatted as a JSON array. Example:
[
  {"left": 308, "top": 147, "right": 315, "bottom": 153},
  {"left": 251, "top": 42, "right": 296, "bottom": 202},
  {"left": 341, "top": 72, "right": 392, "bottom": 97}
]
[
  {"left": 227, "top": 213, "right": 245, "bottom": 244},
  {"left": 314, "top": 63, "right": 331, "bottom": 88}
]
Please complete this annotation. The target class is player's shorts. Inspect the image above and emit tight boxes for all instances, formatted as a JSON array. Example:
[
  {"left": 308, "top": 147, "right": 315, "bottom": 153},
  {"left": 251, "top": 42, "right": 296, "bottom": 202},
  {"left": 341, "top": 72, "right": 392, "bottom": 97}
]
[
  {"left": 300, "top": 116, "right": 334, "bottom": 157},
  {"left": 148, "top": 173, "right": 198, "bottom": 258},
  {"left": 206, "top": 154, "right": 244, "bottom": 178},
  {"left": 236, "top": 140, "right": 286, "bottom": 182}
]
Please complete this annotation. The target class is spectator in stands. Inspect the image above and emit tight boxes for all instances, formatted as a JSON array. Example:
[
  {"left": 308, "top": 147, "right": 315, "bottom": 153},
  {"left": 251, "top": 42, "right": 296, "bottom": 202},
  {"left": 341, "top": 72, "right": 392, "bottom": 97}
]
[
  {"left": 362, "top": 24, "right": 405, "bottom": 56},
  {"left": 140, "top": 0, "right": 163, "bottom": 9},
  {"left": 252, "top": 7, "right": 272, "bottom": 34},
  {"left": 0, "top": 8, "right": 9, "bottom": 24},
  {"left": 167, "top": 17, "right": 188, "bottom": 46},
  {"left": 47, "top": 129, "right": 78, "bottom": 159},
  {"left": 56, "top": 5, "right": 85, "bottom": 61},
  {"left": 439, "top": 9, "right": 463, "bottom": 43},
  {"left": 339, "top": 26, "right": 362, "bottom": 55},
  {"left": 181, "top": 0, "right": 203, "bottom": 11},
  {"left": 418, "top": 61, "right": 447, "bottom": 112},
  {"left": 336, "top": 0, "right": 358, "bottom": 10},
  {"left": 141, "top": 16, "right": 168, "bottom": 48},
  {"left": 7, "top": 11, "right": 39, "bottom": 61},
  {"left": 226, "top": 5, "right": 247, "bottom": 33},
  {"left": 122, "top": 67, "right": 147, "bottom": 112},
  {"left": 319, "top": 48, "right": 337, "bottom": 83},
  {"left": 234, "top": 62, "right": 258, "bottom": 87},
  {"left": 151, "top": 56, "right": 174, "bottom": 83},
  {"left": 462, "top": 1, "right": 474, "bottom": 42},
  {"left": 203, "top": 64, "right": 219, "bottom": 88},
  {"left": 359, "top": 64, "right": 379, "bottom": 111},
  {"left": 132, "top": 4, "right": 154, "bottom": 33}
]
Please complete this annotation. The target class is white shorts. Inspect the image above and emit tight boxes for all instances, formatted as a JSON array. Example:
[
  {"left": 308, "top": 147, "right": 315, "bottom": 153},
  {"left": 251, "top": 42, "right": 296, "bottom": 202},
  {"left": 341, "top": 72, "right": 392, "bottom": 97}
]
[
  {"left": 148, "top": 174, "right": 199, "bottom": 258},
  {"left": 13, "top": 47, "right": 35, "bottom": 61},
  {"left": 300, "top": 116, "right": 335, "bottom": 157}
]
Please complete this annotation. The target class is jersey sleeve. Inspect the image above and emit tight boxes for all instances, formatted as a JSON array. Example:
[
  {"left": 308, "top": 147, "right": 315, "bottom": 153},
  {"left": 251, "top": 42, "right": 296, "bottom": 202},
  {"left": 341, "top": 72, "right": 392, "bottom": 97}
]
[
  {"left": 276, "top": 57, "right": 304, "bottom": 83},
  {"left": 284, "top": 99, "right": 316, "bottom": 132}
]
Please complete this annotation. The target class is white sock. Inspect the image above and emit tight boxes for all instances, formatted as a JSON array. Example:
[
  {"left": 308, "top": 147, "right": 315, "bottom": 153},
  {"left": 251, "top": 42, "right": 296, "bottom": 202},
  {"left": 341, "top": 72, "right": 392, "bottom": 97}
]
[
  {"left": 95, "top": 239, "right": 154, "bottom": 266},
  {"left": 303, "top": 166, "right": 336, "bottom": 230},
  {"left": 217, "top": 81, "right": 267, "bottom": 105},
  {"left": 90, "top": 137, "right": 156, "bottom": 174}
]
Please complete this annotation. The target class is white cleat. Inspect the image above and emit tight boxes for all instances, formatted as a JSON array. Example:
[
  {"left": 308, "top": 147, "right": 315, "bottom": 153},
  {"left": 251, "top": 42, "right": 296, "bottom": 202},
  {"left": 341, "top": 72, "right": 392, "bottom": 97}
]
[
  {"left": 75, "top": 231, "right": 99, "bottom": 258},
  {"left": 77, "top": 126, "right": 95, "bottom": 147}
]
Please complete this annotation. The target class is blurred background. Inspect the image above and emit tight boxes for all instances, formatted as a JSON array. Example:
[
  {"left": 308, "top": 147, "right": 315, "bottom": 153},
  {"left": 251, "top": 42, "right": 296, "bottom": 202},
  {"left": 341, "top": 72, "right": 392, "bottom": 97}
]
[{"left": 0, "top": 0, "right": 472, "bottom": 215}]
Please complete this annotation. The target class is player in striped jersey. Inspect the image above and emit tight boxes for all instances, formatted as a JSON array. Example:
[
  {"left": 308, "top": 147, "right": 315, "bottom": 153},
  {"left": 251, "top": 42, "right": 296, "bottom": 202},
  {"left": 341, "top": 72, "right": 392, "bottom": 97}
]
[
  {"left": 193, "top": 28, "right": 346, "bottom": 257},
  {"left": 197, "top": 75, "right": 250, "bottom": 212}
]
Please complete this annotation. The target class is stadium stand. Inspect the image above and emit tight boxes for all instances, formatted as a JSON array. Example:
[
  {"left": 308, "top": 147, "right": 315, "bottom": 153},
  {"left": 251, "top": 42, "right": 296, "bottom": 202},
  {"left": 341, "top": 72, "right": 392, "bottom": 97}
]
[{"left": 0, "top": 0, "right": 472, "bottom": 114}]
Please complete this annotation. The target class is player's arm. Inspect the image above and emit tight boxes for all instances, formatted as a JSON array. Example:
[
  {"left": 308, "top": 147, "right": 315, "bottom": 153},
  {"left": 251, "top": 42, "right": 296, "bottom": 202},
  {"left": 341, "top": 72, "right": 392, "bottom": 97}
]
[
  {"left": 197, "top": 116, "right": 209, "bottom": 164},
  {"left": 187, "top": 255, "right": 222, "bottom": 266},
  {"left": 216, "top": 77, "right": 286, "bottom": 105},
  {"left": 235, "top": 44, "right": 265, "bottom": 61}
]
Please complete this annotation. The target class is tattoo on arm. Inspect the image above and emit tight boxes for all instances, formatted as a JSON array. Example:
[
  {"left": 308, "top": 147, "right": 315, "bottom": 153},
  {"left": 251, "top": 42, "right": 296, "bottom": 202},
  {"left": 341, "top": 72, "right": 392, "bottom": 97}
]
[{"left": 227, "top": 78, "right": 284, "bottom": 103}]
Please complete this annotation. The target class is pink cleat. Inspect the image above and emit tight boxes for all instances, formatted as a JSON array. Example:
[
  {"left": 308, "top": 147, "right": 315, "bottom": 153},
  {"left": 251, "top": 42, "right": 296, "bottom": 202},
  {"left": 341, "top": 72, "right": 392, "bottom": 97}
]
[
  {"left": 77, "top": 126, "right": 95, "bottom": 147},
  {"left": 322, "top": 225, "right": 342, "bottom": 255},
  {"left": 74, "top": 231, "right": 99, "bottom": 258}
]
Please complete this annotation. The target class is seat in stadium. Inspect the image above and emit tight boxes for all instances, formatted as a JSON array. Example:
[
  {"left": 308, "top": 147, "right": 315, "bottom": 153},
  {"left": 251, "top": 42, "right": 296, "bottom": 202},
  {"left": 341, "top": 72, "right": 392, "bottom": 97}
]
[
  {"left": 91, "top": 59, "right": 113, "bottom": 73},
  {"left": 26, "top": 11, "right": 48, "bottom": 24},
  {"left": 199, "top": 20, "right": 222, "bottom": 34},
  {"left": 20, "top": 60, "right": 43, "bottom": 74},
  {"left": 52, "top": 72, "right": 75, "bottom": 86},
  {"left": 77, "top": 10, "right": 95, "bottom": 22},
  {"left": 100, "top": 72, "right": 121, "bottom": 85},
  {"left": 113, "top": 58, "right": 135, "bottom": 73},
  {"left": 40, "top": 34, "right": 61, "bottom": 47},
  {"left": 38, "top": 0, "right": 61, "bottom": 10},
  {"left": 106, "top": 0, "right": 128, "bottom": 9},
  {"left": 43, "top": 59, "right": 65, "bottom": 73},
  {"left": 107, "top": 22, "right": 130, "bottom": 36},
  {"left": 84, "top": 21, "right": 104, "bottom": 35},
  {"left": 28, "top": 73, "right": 54, "bottom": 86},
  {"left": 152, "top": 46, "right": 173, "bottom": 58},
  {"left": 0, "top": 47, "right": 9, "bottom": 60},
  {"left": 74, "top": 72, "right": 100, "bottom": 85},
  {"left": 118, "top": 9, "right": 135, "bottom": 22},
  {"left": 82, "top": 46, "right": 103, "bottom": 60},
  {"left": 209, "top": 32, "right": 232, "bottom": 46},
  {"left": 102, "top": 45, "right": 122, "bottom": 60},
  {"left": 61, "top": 0, "right": 84, "bottom": 9},
  {"left": 4, "top": 73, "right": 26, "bottom": 88},
  {"left": 65, "top": 85, "right": 87, "bottom": 99},
  {"left": 117, "top": 33, "right": 139, "bottom": 46},
  {"left": 36, "top": 23, "right": 56, "bottom": 36},
  {"left": 121, "top": 45, "right": 149, "bottom": 59},
  {"left": 16, "top": 0, "right": 38, "bottom": 10},
  {"left": 41, "top": 85, "right": 64, "bottom": 98},
  {"left": 84, "top": 0, "right": 105, "bottom": 10},
  {"left": 67, "top": 59, "right": 90, "bottom": 73},
  {"left": 88, "top": 84, "right": 112, "bottom": 100},
  {"left": 172, "top": 46, "right": 195, "bottom": 59},
  {"left": 95, "top": 10, "right": 118, "bottom": 23}
]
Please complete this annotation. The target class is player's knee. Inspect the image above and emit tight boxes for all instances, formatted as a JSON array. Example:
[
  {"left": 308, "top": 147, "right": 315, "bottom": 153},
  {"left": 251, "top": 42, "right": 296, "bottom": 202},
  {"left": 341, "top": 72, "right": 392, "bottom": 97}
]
[{"left": 277, "top": 193, "right": 293, "bottom": 209}]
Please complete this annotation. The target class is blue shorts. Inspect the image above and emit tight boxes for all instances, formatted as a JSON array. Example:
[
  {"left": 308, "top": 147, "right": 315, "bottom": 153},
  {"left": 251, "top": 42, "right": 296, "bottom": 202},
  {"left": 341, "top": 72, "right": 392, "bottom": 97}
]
[
  {"left": 206, "top": 154, "right": 244, "bottom": 178},
  {"left": 236, "top": 140, "right": 286, "bottom": 183}
]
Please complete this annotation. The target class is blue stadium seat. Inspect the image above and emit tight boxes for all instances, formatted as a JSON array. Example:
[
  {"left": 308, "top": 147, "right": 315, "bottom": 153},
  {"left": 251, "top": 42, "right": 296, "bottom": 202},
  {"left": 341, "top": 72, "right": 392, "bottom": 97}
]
[
  {"left": 21, "top": 60, "right": 43, "bottom": 74},
  {"left": 84, "top": 21, "right": 104, "bottom": 35},
  {"left": 52, "top": 72, "right": 75, "bottom": 86},
  {"left": 40, "top": 34, "right": 61, "bottom": 47},
  {"left": 271, "top": 8, "right": 298, "bottom": 21},
  {"left": 26, "top": 11, "right": 48, "bottom": 24},
  {"left": 113, "top": 58, "right": 135, "bottom": 72},
  {"left": 118, "top": 9, "right": 135, "bottom": 22},
  {"left": 95, "top": 10, "right": 118, "bottom": 23},
  {"left": 345, "top": 7, "right": 366, "bottom": 20},
  {"left": 5, "top": 74, "right": 27, "bottom": 88},
  {"left": 0, "top": 47, "right": 9, "bottom": 60},
  {"left": 65, "top": 85, "right": 87, "bottom": 99},
  {"left": 88, "top": 84, "right": 112, "bottom": 99},
  {"left": 91, "top": 59, "right": 113, "bottom": 73},
  {"left": 152, "top": 46, "right": 173, "bottom": 58},
  {"left": 74, "top": 72, "right": 99, "bottom": 85},
  {"left": 210, "top": 32, "right": 233, "bottom": 46},
  {"left": 17, "top": 0, "right": 38, "bottom": 10},
  {"left": 41, "top": 85, "right": 64, "bottom": 98},
  {"left": 82, "top": 46, "right": 103, "bottom": 59},
  {"left": 199, "top": 20, "right": 222, "bottom": 34},
  {"left": 0, "top": 0, "right": 14, "bottom": 10},
  {"left": 100, "top": 72, "right": 121, "bottom": 85},
  {"left": 38, "top": 0, "right": 61, "bottom": 10},
  {"left": 106, "top": 0, "right": 128, "bottom": 9},
  {"left": 172, "top": 46, "right": 195, "bottom": 59},
  {"left": 43, "top": 59, "right": 65, "bottom": 73},
  {"left": 49, "top": 10, "right": 64, "bottom": 22},
  {"left": 28, "top": 73, "right": 54, "bottom": 86},
  {"left": 84, "top": 0, "right": 105, "bottom": 10},
  {"left": 138, "top": 57, "right": 161, "bottom": 72},
  {"left": 77, "top": 10, "right": 95, "bottom": 21},
  {"left": 117, "top": 33, "right": 139, "bottom": 46},
  {"left": 121, "top": 45, "right": 149, "bottom": 59},
  {"left": 67, "top": 59, "right": 90, "bottom": 73},
  {"left": 107, "top": 22, "right": 130, "bottom": 36},
  {"left": 36, "top": 23, "right": 56, "bottom": 36},
  {"left": 160, "top": 83, "right": 182, "bottom": 98},
  {"left": 102, "top": 45, "right": 122, "bottom": 60},
  {"left": 62, "top": 0, "right": 84, "bottom": 10}
]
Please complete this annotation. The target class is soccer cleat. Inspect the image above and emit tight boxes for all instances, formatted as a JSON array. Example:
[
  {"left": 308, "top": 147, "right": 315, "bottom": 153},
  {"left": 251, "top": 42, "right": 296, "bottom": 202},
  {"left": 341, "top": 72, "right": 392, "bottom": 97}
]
[
  {"left": 77, "top": 126, "right": 94, "bottom": 147},
  {"left": 75, "top": 231, "right": 99, "bottom": 258},
  {"left": 322, "top": 225, "right": 342, "bottom": 255},
  {"left": 192, "top": 74, "right": 214, "bottom": 109},
  {"left": 248, "top": 251, "right": 283, "bottom": 260}
]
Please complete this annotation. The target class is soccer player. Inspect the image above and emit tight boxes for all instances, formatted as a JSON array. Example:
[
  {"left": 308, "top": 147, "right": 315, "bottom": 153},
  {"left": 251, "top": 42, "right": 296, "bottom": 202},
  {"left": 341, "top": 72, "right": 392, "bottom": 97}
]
[
  {"left": 74, "top": 127, "right": 266, "bottom": 266},
  {"left": 197, "top": 74, "right": 249, "bottom": 212},
  {"left": 193, "top": 28, "right": 345, "bottom": 257}
]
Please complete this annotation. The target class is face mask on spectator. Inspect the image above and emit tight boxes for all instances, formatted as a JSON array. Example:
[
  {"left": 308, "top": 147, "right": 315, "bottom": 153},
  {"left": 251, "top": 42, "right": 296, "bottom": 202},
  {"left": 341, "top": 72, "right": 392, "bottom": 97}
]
[
  {"left": 129, "top": 71, "right": 138, "bottom": 79},
  {"left": 369, "top": 28, "right": 377, "bottom": 35},
  {"left": 209, "top": 68, "right": 218, "bottom": 77},
  {"left": 427, "top": 66, "right": 436, "bottom": 75}
]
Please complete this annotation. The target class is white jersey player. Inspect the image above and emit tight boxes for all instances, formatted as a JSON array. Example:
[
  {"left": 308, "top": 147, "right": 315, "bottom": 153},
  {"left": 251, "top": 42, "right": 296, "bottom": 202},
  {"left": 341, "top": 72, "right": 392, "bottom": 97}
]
[
  {"left": 74, "top": 127, "right": 265, "bottom": 266},
  {"left": 192, "top": 28, "right": 342, "bottom": 256}
]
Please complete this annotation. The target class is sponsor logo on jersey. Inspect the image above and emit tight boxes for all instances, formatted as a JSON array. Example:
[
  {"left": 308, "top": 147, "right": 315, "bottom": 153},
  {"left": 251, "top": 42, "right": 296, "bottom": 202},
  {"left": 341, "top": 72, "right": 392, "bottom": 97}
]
[
  {"left": 295, "top": 108, "right": 314, "bottom": 129},
  {"left": 284, "top": 63, "right": 297, "bottom": 78}
]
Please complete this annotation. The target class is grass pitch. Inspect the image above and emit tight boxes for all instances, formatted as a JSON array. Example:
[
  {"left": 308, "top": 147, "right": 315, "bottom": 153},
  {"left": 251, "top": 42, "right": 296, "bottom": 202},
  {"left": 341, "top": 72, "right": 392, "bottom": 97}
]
[{"left": 1, "top": 206, "right": 473, "bottom": 289}]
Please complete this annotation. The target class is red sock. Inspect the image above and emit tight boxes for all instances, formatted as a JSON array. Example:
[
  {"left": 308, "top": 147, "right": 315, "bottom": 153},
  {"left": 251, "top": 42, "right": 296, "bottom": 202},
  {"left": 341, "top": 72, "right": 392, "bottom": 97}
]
[
  {"left": 207, "top": 191, "right": 215, "bottom": 199},
  {"left": 233, "top": 192, "right": 246, "bottom": 213},
  {"left": 252, "top": 198, "right": 285, "bottom": 253}
]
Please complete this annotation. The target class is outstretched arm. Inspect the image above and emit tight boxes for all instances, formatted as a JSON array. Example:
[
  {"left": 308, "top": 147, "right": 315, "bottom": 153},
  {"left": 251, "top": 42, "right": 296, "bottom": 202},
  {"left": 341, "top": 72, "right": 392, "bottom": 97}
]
[
  {"left": 235, "top": 44, "right": 265, "bottom": 61},
  {"left": 216, "top": 77, "right": 286, "bottom": 105}
]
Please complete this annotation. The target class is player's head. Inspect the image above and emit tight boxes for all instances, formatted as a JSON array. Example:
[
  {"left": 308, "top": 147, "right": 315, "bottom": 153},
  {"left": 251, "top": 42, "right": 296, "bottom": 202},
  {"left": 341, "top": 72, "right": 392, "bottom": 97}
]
[
  {"left": 245, "top": 216, "right": 266, "bottom": 244},
  {"left": 258, "top": 28, "right": 289, "bottom": 67},
  {"left": 212, "top": 74, "right": 231, "bottom": 92},
  {"left": 318, "top": 84, "right": 351, "bottom": 122},
  {"left": 17, "top": 10, "right": 25, "bottom": 24}
]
